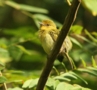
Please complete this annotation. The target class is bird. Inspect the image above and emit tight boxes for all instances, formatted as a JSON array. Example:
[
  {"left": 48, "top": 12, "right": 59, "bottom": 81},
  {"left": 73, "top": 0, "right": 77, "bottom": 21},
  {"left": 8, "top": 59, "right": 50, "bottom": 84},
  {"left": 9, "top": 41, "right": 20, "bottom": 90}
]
[{"left": 38, "top": 19, "right": 74, "bottom": 69}]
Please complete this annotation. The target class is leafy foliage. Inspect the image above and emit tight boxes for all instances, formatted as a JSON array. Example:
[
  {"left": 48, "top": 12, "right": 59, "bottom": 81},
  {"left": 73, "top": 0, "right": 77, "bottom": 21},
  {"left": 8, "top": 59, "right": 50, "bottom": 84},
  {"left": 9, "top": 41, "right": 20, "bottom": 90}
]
[
  {"left": 0, "top": 0, "right": 97, "bottom": 90},
  {"left": 82, "top": 0, "right": 97, "bottom": 16}
]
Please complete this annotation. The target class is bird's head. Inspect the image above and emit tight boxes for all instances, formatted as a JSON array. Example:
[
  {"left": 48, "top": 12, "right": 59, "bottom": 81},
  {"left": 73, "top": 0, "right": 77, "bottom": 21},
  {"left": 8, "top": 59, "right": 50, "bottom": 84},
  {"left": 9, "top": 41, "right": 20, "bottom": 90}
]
[{"left": 39, "top": 20, "right": 57, "bottom": 30}]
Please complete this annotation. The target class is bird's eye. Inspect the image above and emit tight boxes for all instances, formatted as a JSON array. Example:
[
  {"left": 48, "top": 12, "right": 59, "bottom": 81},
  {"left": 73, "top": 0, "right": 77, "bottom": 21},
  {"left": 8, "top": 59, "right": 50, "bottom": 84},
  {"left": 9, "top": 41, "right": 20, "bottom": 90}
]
[{"left": 46, "top": 24, "right": 50, "bottom": 26}]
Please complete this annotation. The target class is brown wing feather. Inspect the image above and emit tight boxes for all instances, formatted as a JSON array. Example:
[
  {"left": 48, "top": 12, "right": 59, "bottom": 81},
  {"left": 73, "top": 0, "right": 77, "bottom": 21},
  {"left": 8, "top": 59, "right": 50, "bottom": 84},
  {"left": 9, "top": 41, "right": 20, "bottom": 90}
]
[{"left": 49, "top": 29, "right": 59, "bottom": 42}]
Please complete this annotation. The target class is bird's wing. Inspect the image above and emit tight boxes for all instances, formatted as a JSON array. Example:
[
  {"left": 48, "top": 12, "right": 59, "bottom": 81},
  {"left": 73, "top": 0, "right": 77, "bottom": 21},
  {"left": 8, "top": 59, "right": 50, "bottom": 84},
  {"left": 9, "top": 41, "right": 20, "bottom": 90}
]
[{"left": 49, "top": 29, "right": 59, "bottom": 42}]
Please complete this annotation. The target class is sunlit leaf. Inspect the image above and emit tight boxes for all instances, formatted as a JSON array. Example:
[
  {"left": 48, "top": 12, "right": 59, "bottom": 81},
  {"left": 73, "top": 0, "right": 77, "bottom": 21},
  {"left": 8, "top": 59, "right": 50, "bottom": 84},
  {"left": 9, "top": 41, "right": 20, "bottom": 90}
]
[
  {"left": 76, "top": 35, "right": 97, "bottom": 47},
  {"left": 0, "top": 40, "right": 7, "bottom": 47},
  {"left": 61, "top": 72, "right": 77, "bottom": 79},
  {"left": 0, "top": 0, "right": 4, "bottom": 6},
  {"left": 0, "top": 61, "right": 4, "bottom": 70},
  {"left": 91, "top": 56, "right": 96, "bottom": 67},
  {"left": 8, "top": 87, "right": 23, "bottom": 90},
  {"left": 5, "top": 1, "right": 48, "bottom": 14},
  {"left": 46, "top": 78, "right": 55, "bottom": 88},
  {"left": 22, "top": 79, "right": 33, "bottom": 88},
  {"left": 0, "top": 48, "right": 9, "bottom": 57},
  {"left": 29, "top": 78, "right": 38, "bottom": 88},
  {"left": 20, "top": 4, "right": 48, "bottom": 13},
  {"left": 70, "top": 25, "right": 83, "bottom": 34},
  {"left": 82, "top": 0, "right": 97, "bottom": 16},
  {"left": 0, "top": 76, "right": 7, "bottom": 83},
  {"left": 56, "top": 82, "right": 73, "bottom": 90},
  {"left": 56, "top": 82, "right": 91, "bottom": 90},
  {"left": 0, "top": 47, "right": 11, "bottom": 64},
  {"left": 54, "top": 76, "right": 71, "bottom": 82},
  {"left": 77, "top": 68, "right": 97, "bottom": 77},
  {"left": 80, "top": 58, "right": 87, "bottom": 67},
  {"left": 76, "top": 35, "right": 91, "bottom": 43},
  {"left": 72, "top": 84, "right": 91, "bottom": 90},
  {"left": 54, "top": 72, "right": 79, "bottom": 82},
  {"left": 5, "top": 70, "right": 30, "bottom": 83},
  {"left": 87, "top": 67, "right": 97, "bottom": 72},
  {"left": 85, "top": 30, "right": 97, "bottom": 43},
  {"left": 92, "top": 32, "right": 97, "bottom": 37},
  {"left": 53, "top": 80, "right": 60, "bottom": 90}
]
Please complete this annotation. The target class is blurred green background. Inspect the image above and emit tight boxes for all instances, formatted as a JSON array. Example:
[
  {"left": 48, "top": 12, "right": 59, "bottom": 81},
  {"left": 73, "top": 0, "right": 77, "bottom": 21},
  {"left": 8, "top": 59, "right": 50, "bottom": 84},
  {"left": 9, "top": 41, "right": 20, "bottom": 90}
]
[{"left": 0, "top": 0, "right": 97, "bottom": 90}]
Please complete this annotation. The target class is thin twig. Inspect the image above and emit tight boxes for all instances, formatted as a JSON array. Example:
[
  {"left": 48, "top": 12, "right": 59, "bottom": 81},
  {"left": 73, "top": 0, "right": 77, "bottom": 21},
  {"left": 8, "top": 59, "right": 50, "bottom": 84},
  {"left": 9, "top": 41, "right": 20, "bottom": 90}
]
[
  {"left": 0, "top": 71, "right": 7, "bottom": 90},
  {"left": 36, "top": 0, "right": 81, "bottom": 90},
  {"left": 66, "top": 0, "right": 71, "bottom": 6}
]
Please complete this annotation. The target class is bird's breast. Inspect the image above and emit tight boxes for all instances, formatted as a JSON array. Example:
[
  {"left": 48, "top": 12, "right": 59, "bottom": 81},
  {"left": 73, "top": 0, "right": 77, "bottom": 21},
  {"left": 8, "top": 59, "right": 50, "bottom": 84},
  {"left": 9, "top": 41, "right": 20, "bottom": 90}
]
[{"left": 39, "top": 32, "right": 54, "bottom": 55}]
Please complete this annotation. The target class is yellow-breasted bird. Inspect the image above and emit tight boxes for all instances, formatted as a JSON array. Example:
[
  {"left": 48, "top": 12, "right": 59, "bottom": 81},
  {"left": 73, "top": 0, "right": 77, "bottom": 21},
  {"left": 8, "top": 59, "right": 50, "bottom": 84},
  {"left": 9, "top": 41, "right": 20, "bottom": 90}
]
[{"left": 38, "top": 20, "right": 73, "bottom": 68}]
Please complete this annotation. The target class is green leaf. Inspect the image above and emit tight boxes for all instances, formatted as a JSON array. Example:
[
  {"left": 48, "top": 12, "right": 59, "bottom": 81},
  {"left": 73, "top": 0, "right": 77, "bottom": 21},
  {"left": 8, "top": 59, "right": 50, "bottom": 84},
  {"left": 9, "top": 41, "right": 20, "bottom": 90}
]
[
  {"left": 70, "top": 25, "right": 83, "bottom": 34},
  {"left": 77, "top": 68, "right": 97, "bottom": 77},
  {"left": 70, "top": 37, "right": 82, "bottom": 48},
  {"left": 91, "top": 56, "right": 96, "bottom": 67},
  {"left": 54, "top": 76, "right": 71, "bottom": 82},
  {"left": 0, "top": 0, "right": 4, "bottom": 6},
  {"left": 5, "top": 1, "right": 48, "bottom": 13},
  {"left": 0, "top": 48, "right": 9, "bottom": 56},
  {"left": 0, "top": 47, "right": 11, "bottom": 64},
  {"left": 56, "top": 82, "right": 91, "bottom": 90},
  {"left": 46, "top": 78, "right": 59, "bottom": 90},
  {"left": 28, "top": 78, "right": 38, "bottom": 88},
  {"left": 92, "top": 32, "right": 97, "bottom": 37},
  {"left": 46, "top": 78, "right": 55, "bottom": 87},
  {"left": 3, "top": 26, "right": 36, "bottom": 38},
  {"left": 8, "top": 87, "right": 23, "bottom": 90},
  {"left": 54, "top": 72, "right": 80, "bottom": 82},
  {"left": 8, "top": 45, "right": 23, "bottom": 61},
  {"left": 80, "top": 58, "right": 87, "bottom": 67},
  {"left": 16, "top": 45, "right": 32, "bottom": 55},
  {"left": 82, "top": 0, "right": 97, "bottom": 16},
  {"left": 72, "top": 84, "right": 91, "bottom": 90},
  {"left": 20, "top": 4, "right": 48, "bottom": 13},
  {"left": 22, "top": 79, "right": 33, "bottom": 88},
  {"left": 0, "top": 76, "right": 7, "bottom": 83},
  {"left": 5, "top": 70, "right": 30, "bottom": 83},
  {"left": 76, "top": 35, "right": 97, "bottom": 47},
  {"left": 0, "top": 61, "right": 5, "bottom": 70},
  {"left": 85, "top": 30, "right": 97, "bottom": 43},
  {"left": 61, "top": 72, "right": 78, "bottom": 79},
  {"left": 70, "top": 72, "right": 88, "bottom": 84},
  {"left": 56, "top": 82, "right": 73, "bottom": 90},
  {"left": 53, "top": 80, "right": 60, "bottom": 90},
  {"left": 87, "top": 67, "right": 97, "bottom": 73}
]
